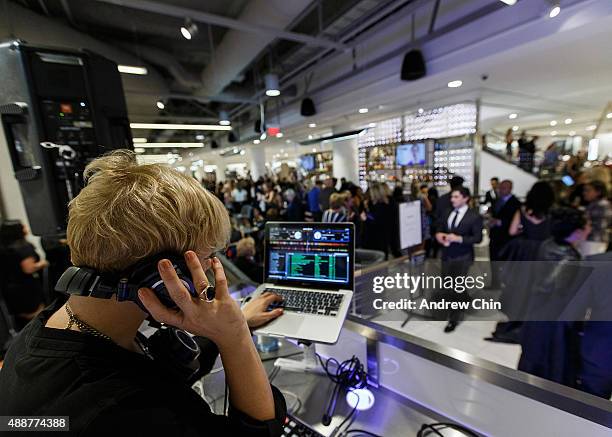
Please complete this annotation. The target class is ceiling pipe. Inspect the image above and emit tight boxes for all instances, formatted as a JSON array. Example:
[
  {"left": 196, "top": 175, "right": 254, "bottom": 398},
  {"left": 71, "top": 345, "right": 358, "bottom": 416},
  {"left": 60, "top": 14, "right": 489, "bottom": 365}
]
[
  {"left": 119, "top": 43, "right": 201, "bottom": 90},
  {"left": 195, "top": 0, "right": 312, "bottom": 98},
  {"left": 228, "top": 0, "right": 432, "bottom": 118},
  {"left": 94, "top": 0, "right": 344, "bottom": 50}
]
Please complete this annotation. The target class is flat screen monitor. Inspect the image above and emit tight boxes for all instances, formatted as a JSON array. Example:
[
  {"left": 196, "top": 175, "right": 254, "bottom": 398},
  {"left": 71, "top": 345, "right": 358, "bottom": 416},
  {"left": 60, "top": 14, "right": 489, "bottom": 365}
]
[
  {"left": 396, "top": 143, "right": 426, "bottom": 166},
  {"left": 399, "top": 201, "right": 423, "bottom": 250},
  {"left": 300, "top": 155, "right": 315, "bottom": 171}
]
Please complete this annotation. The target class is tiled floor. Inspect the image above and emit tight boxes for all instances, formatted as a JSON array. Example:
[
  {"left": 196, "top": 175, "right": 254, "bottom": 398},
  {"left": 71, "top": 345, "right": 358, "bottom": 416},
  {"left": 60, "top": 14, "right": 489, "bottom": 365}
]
[
  {"left": 367, "top": 233, "right": 523, "bottom": 370},
  {"left": 374, "top": 318, "right": 522, "bottom": 369}
]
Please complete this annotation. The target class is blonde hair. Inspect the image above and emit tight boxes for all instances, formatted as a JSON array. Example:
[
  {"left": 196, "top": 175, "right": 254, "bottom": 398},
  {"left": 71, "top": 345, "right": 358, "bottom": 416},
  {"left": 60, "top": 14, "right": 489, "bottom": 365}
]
[
  {"left": 329, "top": 191, "right": 350, "bottom": 210},
  {"left": 368, "top": 182, "right": 389, "bottom": 204},
  {"left": 236, "top": 237, "right": 256, "bottom": 257},
  {"left": 67, "top": 150, "right": 230, "bottom": 271}
]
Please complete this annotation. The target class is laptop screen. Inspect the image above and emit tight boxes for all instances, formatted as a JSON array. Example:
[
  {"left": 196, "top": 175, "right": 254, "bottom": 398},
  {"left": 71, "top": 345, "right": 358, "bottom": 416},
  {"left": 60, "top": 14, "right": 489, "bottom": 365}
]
[{"left": 264, "top": 222, "right": 354, "bottom": 290}]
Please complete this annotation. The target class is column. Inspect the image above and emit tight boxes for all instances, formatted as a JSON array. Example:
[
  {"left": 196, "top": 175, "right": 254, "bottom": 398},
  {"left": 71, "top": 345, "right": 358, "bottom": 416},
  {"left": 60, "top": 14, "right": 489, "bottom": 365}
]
[
  {"left": 332, "top": 137, "right": 360, "bottom": 185},
  {"left": 248, "top": 145, "right": 267, "bottom": 180}
]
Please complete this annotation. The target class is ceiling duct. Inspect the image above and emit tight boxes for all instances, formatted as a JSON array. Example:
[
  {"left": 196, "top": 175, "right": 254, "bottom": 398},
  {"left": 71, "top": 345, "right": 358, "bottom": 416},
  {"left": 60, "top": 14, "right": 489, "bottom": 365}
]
[
  {"left": 196, "top": 0, "right": 311, "bottom": 98},
  {"left": 299, "top": 129, "right": 364, "bottom": 146},
  {"left": 119, "top": 43, "right": 201, "bottom": 90}
]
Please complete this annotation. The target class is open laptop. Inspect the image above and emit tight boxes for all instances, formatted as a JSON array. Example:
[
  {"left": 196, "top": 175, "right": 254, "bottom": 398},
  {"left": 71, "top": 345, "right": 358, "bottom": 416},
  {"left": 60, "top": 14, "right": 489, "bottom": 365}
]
[{"left": 249, "top": 222, "right": 354, "bottom": 344}]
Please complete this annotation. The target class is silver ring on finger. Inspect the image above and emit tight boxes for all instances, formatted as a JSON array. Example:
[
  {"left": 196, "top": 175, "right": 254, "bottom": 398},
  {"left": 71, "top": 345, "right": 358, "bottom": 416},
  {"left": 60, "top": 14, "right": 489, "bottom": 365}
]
[{"left": 199, "top": 285, "right": 216, "bottom": 302}]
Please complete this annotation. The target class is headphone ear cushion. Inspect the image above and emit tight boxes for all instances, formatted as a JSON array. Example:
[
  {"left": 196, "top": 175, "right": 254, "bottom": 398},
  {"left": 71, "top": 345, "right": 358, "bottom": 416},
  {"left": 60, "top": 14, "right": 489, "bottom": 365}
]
[{"left": 131, "top": 256, "right": 198, "bottom": 312}]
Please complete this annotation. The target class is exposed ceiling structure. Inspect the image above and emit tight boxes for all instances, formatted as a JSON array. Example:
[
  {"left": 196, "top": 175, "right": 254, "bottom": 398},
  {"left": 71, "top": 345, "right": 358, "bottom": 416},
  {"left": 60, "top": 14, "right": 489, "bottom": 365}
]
[{"left": 3, "top": 0, "right": 612, "bottom": 166}]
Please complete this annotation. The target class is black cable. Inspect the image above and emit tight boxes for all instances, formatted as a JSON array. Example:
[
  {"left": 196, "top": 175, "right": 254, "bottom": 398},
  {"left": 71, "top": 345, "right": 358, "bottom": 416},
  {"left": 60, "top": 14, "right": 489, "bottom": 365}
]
[
  {"left": 418, "top": 424, "right": 446, "bottom": 437},
  {"left": 417, "top": 422, "right": 480, "bottom": 437},
  {"left": 316, "top": 354, "right": 368, "bottom": 427},
  {"left": 344, "top": 430, "right": 382, "bottom": 437},
  {"left": 339, "top": 404, "right": 359, "bottom": 434}
]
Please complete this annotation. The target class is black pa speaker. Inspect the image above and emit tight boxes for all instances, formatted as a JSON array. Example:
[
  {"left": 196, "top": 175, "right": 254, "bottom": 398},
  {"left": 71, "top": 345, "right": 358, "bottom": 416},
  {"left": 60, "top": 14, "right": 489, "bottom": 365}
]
[
  {"left": 300, "top": 98, "right": 316, "bottom": 117},
  {"left": 400, "top": 49, "right": 426, "bottom": 81}
]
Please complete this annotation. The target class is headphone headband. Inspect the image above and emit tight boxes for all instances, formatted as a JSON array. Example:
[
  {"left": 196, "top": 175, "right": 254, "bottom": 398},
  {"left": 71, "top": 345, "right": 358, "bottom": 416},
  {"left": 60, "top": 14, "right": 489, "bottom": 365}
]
[{"left": 55, "top": 252, "right": 198, "bottom": 313}]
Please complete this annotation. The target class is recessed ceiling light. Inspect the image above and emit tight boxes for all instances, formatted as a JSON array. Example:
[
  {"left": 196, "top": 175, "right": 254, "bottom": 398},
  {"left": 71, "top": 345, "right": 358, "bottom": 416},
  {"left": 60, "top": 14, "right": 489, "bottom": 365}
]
[
  {"left": 586, "top": 125, "right": 597, "bottom": 131},
  {"left": 276, "top": 132, "right": 284, "bottom": 138},
  {"left": 549, "top": 3, "right": 561, "bottom": 18},
  {"left": 308, "top": 134, "right": 313, "bottom": 140},
  {"left": 512, "top": 126, "right": 519, "bottom": 131},
  {"left": 308, "top": 123, "right": 317, "bottom": 128},
  {"left": 358, "top": 108, "right": 368, "bottom": 114},
  {"left": 564, "top": 118, "right": 572, "bottom": 124},
  {"left": 508, "top": 113, "right": 518, "bottom": 119},
  {"left": 550, "top": 131, "right": 558, "bottom": 136},
  {"left": 312, "top": 148, "right": 317, "bottom": 152},
  {"left": 156, "top": 100, "right": 165, "bottom": 110},
  {"left": 550, "top": 120, "right": 557, "bottom": 126},
  {"left": 447, "top": 80, "right": 463, "bottom": 88},
  {"left": 253, "top": 139, "right": 261, "bottom": 144},
  {"left": 569, "top": 131, "right": 576, "bottom": 136},
  {"left": 499, "top": 0, "right": 517, "bottom": 5},
  {"left": 368, "top": 122, "right": 376, "bottom": 128},
  {"left": 137, "top": 142, "right": 204, "bottom": 148},
  {"left": 117, "top": 65, "right": 148, "bottom": 75},
  {"left": 286, "top": 139, "right": 291, "bottom": 143},
  {"left": 606, "top": 112, "right": 612, "bottom": 119},
  {"left": 195, "top": 134, "right": 205, "bottom": 140},
  {"left": 133, "top": 137, "right": 147, "bottom": 143},
  {"left": 181, "top": 18, "right": 198, "bottom": 40},
  {"left": 130, "top": 123, "right": 231, "bottom": 131},
  {"left": 418, "top": 108, "right": 424, "bottom": 114}
]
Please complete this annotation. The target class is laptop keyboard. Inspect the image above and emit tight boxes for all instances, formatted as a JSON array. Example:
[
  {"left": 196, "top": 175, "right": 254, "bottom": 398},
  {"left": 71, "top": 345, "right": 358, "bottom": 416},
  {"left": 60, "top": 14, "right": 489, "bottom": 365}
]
[{"left": 264, "top": 288, "right": 343, "bottom": 317}]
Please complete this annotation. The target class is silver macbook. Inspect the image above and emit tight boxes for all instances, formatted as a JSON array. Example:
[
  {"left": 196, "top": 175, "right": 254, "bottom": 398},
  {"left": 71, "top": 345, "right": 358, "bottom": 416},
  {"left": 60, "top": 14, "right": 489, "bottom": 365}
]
[{"left": 249, "top": 222, "right": 354, "bottom": 344}]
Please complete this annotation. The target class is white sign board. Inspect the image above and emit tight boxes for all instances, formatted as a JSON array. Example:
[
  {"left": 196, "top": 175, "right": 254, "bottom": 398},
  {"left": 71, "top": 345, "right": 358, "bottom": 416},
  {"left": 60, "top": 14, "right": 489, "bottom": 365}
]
[{"left": 399, "top": 200, "right": 422, "bottom": 250}]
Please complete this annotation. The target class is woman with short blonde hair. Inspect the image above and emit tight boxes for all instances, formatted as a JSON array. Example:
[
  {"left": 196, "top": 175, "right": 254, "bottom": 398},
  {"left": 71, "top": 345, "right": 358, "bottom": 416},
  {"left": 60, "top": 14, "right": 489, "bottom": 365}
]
[
  {"left": 68, "top": 150, "right": 231, "bottom": 271},
  {"left": 0, "top": 150, "right": 286, "bottom": 436}
]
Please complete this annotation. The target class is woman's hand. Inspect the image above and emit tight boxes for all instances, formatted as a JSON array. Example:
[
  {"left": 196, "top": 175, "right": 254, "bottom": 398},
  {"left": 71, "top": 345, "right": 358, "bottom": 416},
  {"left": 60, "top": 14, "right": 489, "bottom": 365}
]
[
  {"left": 138, "top": 251, "right": 250, "bottom": 349},
  {"left": 242, "top": 292, "right": 283, "bottom": 329}
]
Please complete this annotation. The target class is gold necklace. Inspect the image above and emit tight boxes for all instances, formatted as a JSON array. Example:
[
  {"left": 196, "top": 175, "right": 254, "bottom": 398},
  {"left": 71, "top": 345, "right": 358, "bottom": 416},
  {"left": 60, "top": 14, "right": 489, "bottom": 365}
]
[{"left": 65, "top": 303, "right": 113, "bottom": 342}]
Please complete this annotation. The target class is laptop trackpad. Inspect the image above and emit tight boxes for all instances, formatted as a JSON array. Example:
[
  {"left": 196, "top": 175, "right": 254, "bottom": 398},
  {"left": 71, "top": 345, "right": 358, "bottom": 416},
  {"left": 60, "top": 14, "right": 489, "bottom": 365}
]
[{"left": 265, "top": 313, "right": 304, "bottom": 335}]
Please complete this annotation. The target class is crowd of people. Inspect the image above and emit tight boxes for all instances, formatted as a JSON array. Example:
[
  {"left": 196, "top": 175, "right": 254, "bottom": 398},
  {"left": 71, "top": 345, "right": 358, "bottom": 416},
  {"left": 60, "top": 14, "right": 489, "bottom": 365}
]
[
  {"left": 205, "top": 174, "right": 439, "bottom": 284},
  {"left": 1, "top": 161, "right": 611, "bottom": 398}
]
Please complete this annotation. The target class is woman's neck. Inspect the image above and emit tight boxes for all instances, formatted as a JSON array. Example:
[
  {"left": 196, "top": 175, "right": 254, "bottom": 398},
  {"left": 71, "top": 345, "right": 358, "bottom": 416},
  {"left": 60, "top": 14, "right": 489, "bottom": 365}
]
[{"left": 46, "top": 296, "right": 147, "bottom": 352}]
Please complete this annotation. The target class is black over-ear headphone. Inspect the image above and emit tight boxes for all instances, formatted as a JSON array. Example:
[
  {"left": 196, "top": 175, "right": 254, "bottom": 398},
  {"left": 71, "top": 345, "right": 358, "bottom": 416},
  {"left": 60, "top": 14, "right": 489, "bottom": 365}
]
[
  {"left": 55, "top": 252, "right": 211, "bottom": 383},
  {"left": 55, "top": 252, "right": 199, "bottom": 313}
]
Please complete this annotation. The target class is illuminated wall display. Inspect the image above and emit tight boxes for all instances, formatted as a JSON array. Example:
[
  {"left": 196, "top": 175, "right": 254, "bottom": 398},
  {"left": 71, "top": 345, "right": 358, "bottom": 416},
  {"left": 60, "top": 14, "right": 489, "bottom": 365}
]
[
  {"left": 358, "top": 104, "right": 477, "bottom": 191},
  {"left": 404, "top": 103, "right": 477, "bottom": 141}
]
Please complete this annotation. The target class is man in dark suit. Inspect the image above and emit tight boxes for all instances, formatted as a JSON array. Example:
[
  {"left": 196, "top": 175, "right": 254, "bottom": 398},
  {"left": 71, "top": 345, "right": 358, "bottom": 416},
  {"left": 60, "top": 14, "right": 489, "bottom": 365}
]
[
  {"left": 488, "top": 179, "right": 521, "bottom": 288},
  {"left": 435, "top": 175, "right": 464, "bottom": 230},
  {"left": 482, "top": 177, "right": 499, "bottom": 210},
  {"left": 436, "top": 187, "right": 483, "bottom": 333}
]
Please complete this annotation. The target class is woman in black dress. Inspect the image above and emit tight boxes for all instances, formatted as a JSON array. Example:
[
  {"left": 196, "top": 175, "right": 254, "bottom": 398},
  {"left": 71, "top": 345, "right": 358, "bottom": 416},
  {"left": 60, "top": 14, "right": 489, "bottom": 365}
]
[
  {"left": 363, "top": 183, "right": 399, "bottom": 259},
  {"left": 490, "top": 182, "right": 556, "bottom": 343},
  {"left": 508, "top": 181, "right": 555, "bottom": 242},
  {"left": 0, "top": 220, "right": 48, "bottom": 330}
]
